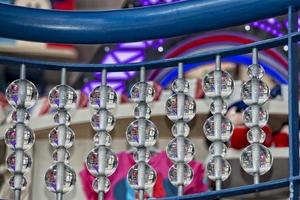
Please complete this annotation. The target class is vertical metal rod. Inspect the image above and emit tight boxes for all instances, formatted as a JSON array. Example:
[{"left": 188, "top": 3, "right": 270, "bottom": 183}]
[
  {"left": 254, "top": 173, "right": 260, "bottom": 184},
  {"left": 14, "top": 64, "right": 28, "bottom": 200},
  {"left": 15, "top": 189, "right": 21, "bottom": 200},
  {"left": 137, "top": 66, "right": 147, "bottom": 200},
  {"left": 288, "top": 6, "right": 299, "bottom": 200},
  {"left": 98, "top": 147, "right": 106, "bottom": 200},
  {"left": 140, "top": 66, "right": 146, "bottom": 82},
  {"left": 20, "top": 64, "right": 26, "bottom": 80},
  {"left": 138, "top": 189, "right": 144, "bottom": 200},
  {"left": 56, "top": 68, "right": 67, "bottom": 200},
  {"left": 102, "top": 69, "right": 107, "bottom": 85},
  {"left": 176, "top": 62, "right": 185, "bottom": 196},
  {"left": 178, "top": 62, "right": 184, "bottom": 79},
  {"left": 178, "top": 185, "right": 184, "bottom": 196},
  {"left": 215, "top": 55, "right": 221, "bottom": 71},
  {"left": 252, "top": 48, "right": 258, "bottom": 65},
  {"left": 98, "top": 191, "right": 104, "bottom": 200},
  {"left": 216, "top": 180, "right": 222, "bottom": 191},
  {"left": 214, "top": 55, "right": 222, "bottom": 191},
  {"left": 98, "top": 68, "right": 108, "bottom": 200},
  {"left": 251, "top": 48, "right": 260, "bottom": 184},
  {"left": 56, "top": 192, "right": 63, "bottom": 200},
  {"left": 61, "top": 68, "right": 67, "bottom": 85}
]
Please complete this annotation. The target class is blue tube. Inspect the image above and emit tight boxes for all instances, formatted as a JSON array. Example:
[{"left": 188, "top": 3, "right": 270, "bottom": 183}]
[
  {"left": 0, "top": 33, "right": 298, "bottom": 72},
  {"left": 0, "top": 0, "right": 299, "bottom": 44}
]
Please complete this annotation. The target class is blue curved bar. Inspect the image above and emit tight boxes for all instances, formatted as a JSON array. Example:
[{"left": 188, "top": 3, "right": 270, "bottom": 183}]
[
  {"left": 0, "top": 33, "right": 298, "bottom": 72},
  {"left": 0, "top": 0, "right": 299, "bottom": 44}
]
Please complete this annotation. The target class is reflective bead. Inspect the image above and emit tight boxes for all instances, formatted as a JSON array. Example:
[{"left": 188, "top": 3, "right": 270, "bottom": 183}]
[
  {"left": 126, "top": 119, "right": 158, "bottom": 147},
  {"left": 166, "top": 94, "right": 196, "bottom": 122},
  {"left": 7, "top": 152, "right": 32, "bottom": 173},
  {"left": 91, "top": 109, "right": 116, "bottom": 132},
  {"left": 247, "top": 127, "right": 266, "bottom": 143},
  {"left": 130, "top": 82, "right": 155, "bottom": 103},
  {"left": 92, "top": 177, "right": 111, "bottom": 193},
  {"left": 240, "top": 144, "right": 273, "bottom": 175},
  {"left": 168, "top": 163, "right": 193, "bottom": 186},
  {"left": 206, "top": 156, "right": 231, "bottom": 181},
  {"left": 172, "top": 78, "right": 189, "bottom": 93},
  {"left": 133, "top": 148, "right": 151, "bottom": 163},
  {"left": 53, "top": 110, "right": 71, "bottom": 126},
  {"left": 241, "top": 79, "right": 269, "bottom": 105},
  {"left": 127, "top": 163, "right": 157, "bottom": 190},
  {"left": 243, "top": 106, "right": 268, "bottom": 127},
  {"left": 166, "top": 137, "right": 195, "bottom": 163},
  {"left": 203, "top": 70, "right": 234, "bottom": 98},
  {"left": 48, "top": 85, "right": 77, "bottom": 109},
  {"left": 12, "top": 109, "right": 30, "bottom": 124},
  {"left": 210, "top": 100, "right": 227, "bottom": 115},
  {"left": 9, "top": 175, "right": 27, "bottom": 190},
  {"left": 5, "top": 125, "right": 35, "bottom": 151},
  {"left": 94, "top": 131, "right": 112, "bottom": 147},
  {"left": 52, "top": 149, "right": 70, "bottom": 164},
  {"left": 45, "top": 164, "right": 76, "bottom": 193},
  {"left": 209, "top": 142, "right": 227, "bottom": 157},
  {"left": 203, "top": 115, "right": 233, "bottom": 142},
  {"left": 90, "top": 85, "right": 117, "bottom": 110},
  {"left": 49, "top": 125, "right": 75, "bottom": 148},
  {"left": 134, "top": 102, "right": 151, "bottom": 119},
  {"left": 86, "top": 147, "right": 118, "bottom": 176},
  {"left": 6, "top": 79, "right": 38, "bottom": 109},
  {"left": 247, "top": 64, "right": 264, "bottom": 80},
  {"left": 171, "top": 121, "right": 190, "bottom": 137}
]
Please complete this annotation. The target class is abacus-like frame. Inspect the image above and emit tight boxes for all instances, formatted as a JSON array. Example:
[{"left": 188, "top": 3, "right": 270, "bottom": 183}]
[{"left": 0, "top": 0, "right": 299, "bottom": 199}]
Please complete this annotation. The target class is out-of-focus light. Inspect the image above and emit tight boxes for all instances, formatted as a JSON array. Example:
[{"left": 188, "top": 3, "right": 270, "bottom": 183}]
[
  {"left": 158, "top": 46, "right": 164, "bottom": 52},
  {"left": 104, "top": 46, "right": 110, "bottom": 52},
  {"left": 244, "top": 25, "right": 251, "bottom": 31}
]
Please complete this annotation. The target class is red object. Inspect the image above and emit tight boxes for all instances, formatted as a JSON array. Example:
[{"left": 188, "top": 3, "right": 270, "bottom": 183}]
[
  {"left": 39, "top": 98, "right": 51, "bottom": 115},
  {"left": 230, "top": 125, "right": 273, "bottom": 149},
  {"left": 152, "top": 173, "right": 166, "bottom": 198},
  {"left": 120, "top": 94, "right": 129, "bottom": 103},
  {"left": 195, "top": 79, "right": 205, "bottom": 99},
  {"left": 52, "top": 0, "right": 75, "bottom": 10},
  {"left": 78, "top": 92, "right": 89, "bottom": 108},
  {"left": 0, "top": 92, "right": 9, "bottom": 108},
  {"left": 262, "top": 126, "right": 273, "bottom": 147},
  {"left": 230, "top": 126, "right": 249, "bottom": 149},
  {"left": 274, "top": 132, "right": 289, "bottom": 147},
  {"left": 152, "top": 82, "right": 162, "bottom": 101},
  {"left": 47, "top": 0, "right": 75, "bottom": 49}
]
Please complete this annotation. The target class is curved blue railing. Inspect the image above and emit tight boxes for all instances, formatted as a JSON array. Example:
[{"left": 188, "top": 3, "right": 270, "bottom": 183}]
[
  {"left": 0, "top": 33, "right": 298, "bottom": 72},
  {"left": 0, "top": 1, "right": 299, "bottom": 200},
  {"left": 0, "top": 0, "right": 299, "bottom": 44}
]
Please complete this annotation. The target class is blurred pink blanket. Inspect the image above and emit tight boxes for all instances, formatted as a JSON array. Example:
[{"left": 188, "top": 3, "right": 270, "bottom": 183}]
[{"left": 80, "top": 151, "right": 207, "bottom": 199}]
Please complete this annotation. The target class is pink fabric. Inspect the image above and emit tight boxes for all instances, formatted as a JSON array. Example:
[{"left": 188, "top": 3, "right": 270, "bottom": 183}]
[{"left": 80, "top": 151, "right": 207, "bottom": 199}]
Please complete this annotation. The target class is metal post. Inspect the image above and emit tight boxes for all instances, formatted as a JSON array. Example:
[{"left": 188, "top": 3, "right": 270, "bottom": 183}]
[
  {"left": 102, "top": 69, "right": 107, "bottom": 86},
  {"left": 214, "top": 55, "right": 222, "bottom": 191},
  {"left": 137, "top": 66, "right": 146, "bottom": 200},
  {"left": 15, "top": 189, "right": 21, "bottom": 200},
  {"left": 56, "top": 68, "right": 67, "bottom": 200},
  {"left": 14, "top": 64, "right": 27, "bottom": 200},
  {"left": 177, "top": 62, "right": 185, "bottom": 196},
  {"left": 20, "top": 64, "right": 26, "bottom": 80},
  {"left": 288, "top": 6, "right": 299, "bottom": 200},
  {"left": 98, "top": 68, "right": 108, "bottom": 200},
  {"left": 251, "top": 48, "right": 260, "bottom": 185}
]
